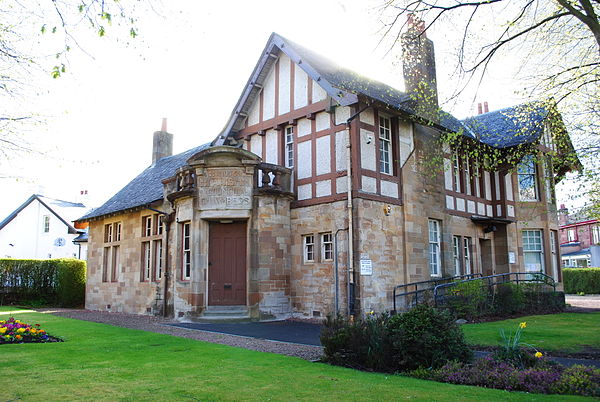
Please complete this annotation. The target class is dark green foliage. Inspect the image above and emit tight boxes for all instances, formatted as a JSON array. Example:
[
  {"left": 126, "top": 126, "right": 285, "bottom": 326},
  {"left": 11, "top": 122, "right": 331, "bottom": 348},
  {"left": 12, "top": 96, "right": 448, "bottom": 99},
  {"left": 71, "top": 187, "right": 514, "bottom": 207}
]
[
  {"left": 387, "top": 305, "right": 472, "bottom": 371},
  {"left": 321, "top": 306, "right": 472, "bottom": 373},
  {"left": 563, "top": 268, "right": 600, "bottom": 294},
  {"left": 446, "top": 279, "right": 489, "bottom": 319},
  {"left": 551, "top": 365, "right": 600, "bottom": 397},
  {"left": 494, "top": 283, "right": 525, "bottom": 315},
  {"left": 0, "top": 259, "right": 86, "bottom": 307}
]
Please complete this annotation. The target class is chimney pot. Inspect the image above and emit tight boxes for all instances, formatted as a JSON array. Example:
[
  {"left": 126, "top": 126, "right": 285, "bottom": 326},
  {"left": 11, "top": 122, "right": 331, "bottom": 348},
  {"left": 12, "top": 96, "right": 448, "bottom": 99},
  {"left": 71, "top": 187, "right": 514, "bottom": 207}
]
[
  {"left": 477, "top": 103, "right": 483, "bottom": 115},
  {"left": 483, "top": 101, "right": 489, "bottom": 113},
  {"left": 161, "top": 118, "right": 167, "bottom": 132}
]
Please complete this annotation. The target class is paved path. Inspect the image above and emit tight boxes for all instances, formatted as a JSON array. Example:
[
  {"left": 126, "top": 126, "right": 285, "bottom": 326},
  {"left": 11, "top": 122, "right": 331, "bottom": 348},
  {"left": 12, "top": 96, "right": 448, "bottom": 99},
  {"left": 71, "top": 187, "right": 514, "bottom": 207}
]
[{"left": 565, "top": 294, "right": 600, "bottom": 311}]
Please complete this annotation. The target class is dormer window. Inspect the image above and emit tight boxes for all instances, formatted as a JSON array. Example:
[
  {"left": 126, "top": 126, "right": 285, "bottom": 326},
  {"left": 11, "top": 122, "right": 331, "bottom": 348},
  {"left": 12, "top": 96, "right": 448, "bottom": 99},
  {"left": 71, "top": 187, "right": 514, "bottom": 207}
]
[{"left": 379, "top": 116, "right": 391, "bottom": 174}]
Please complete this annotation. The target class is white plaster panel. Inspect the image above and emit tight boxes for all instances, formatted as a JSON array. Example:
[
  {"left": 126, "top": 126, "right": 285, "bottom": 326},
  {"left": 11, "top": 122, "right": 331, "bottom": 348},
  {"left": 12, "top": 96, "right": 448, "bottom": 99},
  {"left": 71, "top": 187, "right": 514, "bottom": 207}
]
[
  {"left": 265, "top": 129, "right": 278, "bottom": 164},
  {"left": 494, "top": 172, "right": 501, "bottom": 200},
  {"left": 496, "top": 205, "right": 502, "bottom": 216},
  {"left": 248, "top": 98, "right": 260, "bottom": 126},
  {"left": 294, "top": 66, "right": 308, "bottom": 109},
  {"left": 316, "top": 112, "right": 330, "bottom": 132},
  {"left": 467, "top": 200, "right": 476, "bottom": 214},
  {"left": 456, "top": 197, "right": 466, "bottom": 212},
  {"left": 263, "top": 66, "right": 276, "bottom": 121},
  {"left": 486, "top": 205, "right": 493, "bottom": 217},
  {"left": 250, "top": 135, "right": 262, "bottom": 158},
  {"left": 398, "top": 120, "right": 414, "bottom": 168},
  {"left": 297, "top": 118, "right": 311, "bottom": 137},
  {"left": 312, "top": 79, "right": 327, "bottom": 102},
  {"left": 335, "top": 106, "right": 351, "bottom": 125},
  {"left": 297, "top": 184, "right": 312, "bottom": 200},
  {"left": 297, "top": 141, "right": 312, "bottom": 179},
  {"left": 316, "top": 135, "right": 331, "bottom": 175},
  {"left": 315, "top": 180, "right": 332, "bottom": 197},
  {"left": 484, "top": 171, "right": 492, "bottom": 201},
  {"left": 362, "top": 176, "right": 377, "bottom": 193},
  {"left": 360, "top": 128, "right": 376, "bottom": 171},
  {"left": 278, "top": 54, "right": 291, "bottom": 115},
  {"left": 335, "top": 130, "right": 348, "bottom": 171},
  {"left": 504, "top": 174, "right": 514, "bottom": 201},
  {"left": 242, "top": 141, "right": 248, "bottom": 151},
  {"left": 507, "top": 205, "right": 515, "bottom": 217},
  {"left": 477, "top": 202, "right": 485, "bottom": 215},
  {"left": 444, "top": 158, "right": 452, "bottom": 190},
  {"left": 360, "top": 108, "right": 375, "bottom": 125},
  {"left": 446, "top": 195, "right": 454, "bottom": 210},
  {"left": 336, "top": 176, "right": 348, "bottom": 194},
  {"left": 381, "top": 180, "right": 398, "bottom": 198},
  {"left": 475, "top": 175, "right": 481, "bottom": 198}
]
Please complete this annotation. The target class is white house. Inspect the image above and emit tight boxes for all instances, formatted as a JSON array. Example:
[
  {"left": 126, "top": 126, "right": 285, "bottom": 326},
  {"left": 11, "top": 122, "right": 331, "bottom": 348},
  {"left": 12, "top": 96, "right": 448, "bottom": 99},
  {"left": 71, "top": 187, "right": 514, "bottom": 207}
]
[{"left": 0, "top": 194, "right": 89, "bottom": 259}]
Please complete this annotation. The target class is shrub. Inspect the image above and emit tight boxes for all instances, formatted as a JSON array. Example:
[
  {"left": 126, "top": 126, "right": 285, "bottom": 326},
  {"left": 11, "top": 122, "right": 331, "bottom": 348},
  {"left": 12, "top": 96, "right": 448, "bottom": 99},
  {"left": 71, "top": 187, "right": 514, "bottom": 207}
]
[
  {"left": 494, "top": 283, "right": 525, "bottom": 315},
  {"left": 551, "top": 365, "right": 600, "bottom": 397},
  {"left": 387, "top": 305, "right": 472, "bottom": 371},
  {"left": 445, "top": 279, "right": 489, "bottom": 319},
  {"left": 0, "top": 258, "right": 86, "bottom": 307},
  {"left": 563, "top": 268, "right": 600, "bottom": 294}
]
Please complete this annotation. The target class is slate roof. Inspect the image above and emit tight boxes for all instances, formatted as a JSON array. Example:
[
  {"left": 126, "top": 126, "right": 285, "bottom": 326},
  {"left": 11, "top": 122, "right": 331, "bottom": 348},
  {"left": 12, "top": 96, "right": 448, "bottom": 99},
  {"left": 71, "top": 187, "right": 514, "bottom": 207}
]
[
  {"left": 79, "top": 144, "right": 210, "bottom": 221},
  {"left": 561, "top": 248, "right": 590, "bottom": 258}
]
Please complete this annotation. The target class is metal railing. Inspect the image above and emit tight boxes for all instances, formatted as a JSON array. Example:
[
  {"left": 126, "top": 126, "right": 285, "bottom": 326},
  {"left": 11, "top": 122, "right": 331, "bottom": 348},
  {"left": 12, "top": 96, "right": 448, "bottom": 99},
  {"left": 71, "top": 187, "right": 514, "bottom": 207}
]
[{"left": 392, "top": 273, "right": 482, "bottom": 313}]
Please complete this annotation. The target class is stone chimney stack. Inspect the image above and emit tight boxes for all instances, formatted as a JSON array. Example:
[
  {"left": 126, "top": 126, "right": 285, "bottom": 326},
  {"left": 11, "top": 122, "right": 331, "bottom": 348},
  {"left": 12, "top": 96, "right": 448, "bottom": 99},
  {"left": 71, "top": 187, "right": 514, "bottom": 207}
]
[
  {"left": 401, "top": 14, "right": 439, "bottom": 122},
  {"left": 152, "top": 118, "right": 173, "bottom": 164},
  {"left": 558, "top": 204, "right": 569, "bottom": 226}
]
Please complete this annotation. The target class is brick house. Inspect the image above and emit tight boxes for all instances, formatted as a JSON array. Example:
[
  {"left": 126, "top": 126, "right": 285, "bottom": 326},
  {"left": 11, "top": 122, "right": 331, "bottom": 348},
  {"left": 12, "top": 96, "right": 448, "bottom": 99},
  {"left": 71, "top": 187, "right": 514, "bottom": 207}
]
[
  {"left": 558, "top": 205, "right": 600, "bottom": 267},
  {"left": 78, "top": 21, "right": 578, "bottom": 321}
]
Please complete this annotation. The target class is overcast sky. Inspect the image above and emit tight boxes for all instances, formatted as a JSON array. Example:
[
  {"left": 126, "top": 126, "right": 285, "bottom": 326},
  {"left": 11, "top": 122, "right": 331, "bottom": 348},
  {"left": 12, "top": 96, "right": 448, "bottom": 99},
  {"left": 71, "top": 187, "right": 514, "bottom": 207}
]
[{"left": 1, "top": 0, "right": 531, "bottom": 219}]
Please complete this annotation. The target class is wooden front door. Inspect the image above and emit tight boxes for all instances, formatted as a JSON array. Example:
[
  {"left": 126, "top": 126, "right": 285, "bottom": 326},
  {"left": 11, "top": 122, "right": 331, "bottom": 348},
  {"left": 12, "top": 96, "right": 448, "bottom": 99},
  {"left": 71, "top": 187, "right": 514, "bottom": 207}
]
[{"left": 208, "top": 221, "right": 247, "bottom": 306}]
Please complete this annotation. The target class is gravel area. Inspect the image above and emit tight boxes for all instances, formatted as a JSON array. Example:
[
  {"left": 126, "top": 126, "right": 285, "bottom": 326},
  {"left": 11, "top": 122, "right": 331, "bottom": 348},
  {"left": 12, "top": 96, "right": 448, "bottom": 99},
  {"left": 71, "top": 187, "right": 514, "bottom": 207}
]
[
  {"left": 565, "top": 294, "right": 600, "bottom": 312},
  {"left": 35, "top": 308, "right": 323, "bottom": 361}
]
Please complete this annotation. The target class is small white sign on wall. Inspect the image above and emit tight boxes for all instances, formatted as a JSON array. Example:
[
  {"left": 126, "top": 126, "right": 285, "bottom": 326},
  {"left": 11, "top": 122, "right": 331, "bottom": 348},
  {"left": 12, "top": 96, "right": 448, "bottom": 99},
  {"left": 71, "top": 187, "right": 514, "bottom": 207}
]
[
  {"left": 360, "top": 259, "right": 373, "bottom": 276},
  {"left": 508, "top": 252, "right": 516, "bottom": 264}
]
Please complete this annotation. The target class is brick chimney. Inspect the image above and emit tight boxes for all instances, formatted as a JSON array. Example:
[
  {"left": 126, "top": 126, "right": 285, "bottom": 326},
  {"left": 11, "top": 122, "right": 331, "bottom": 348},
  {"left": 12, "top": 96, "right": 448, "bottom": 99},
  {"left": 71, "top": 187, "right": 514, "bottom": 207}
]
[
  {"left": 401, "top": 14, "right": 439, "bottom": 122},
  {"left": 558, "top": 204, "right": 569, "bottom": 226},
  {"left": 152, "top": 118, "right": 173, "bottom": 164}
]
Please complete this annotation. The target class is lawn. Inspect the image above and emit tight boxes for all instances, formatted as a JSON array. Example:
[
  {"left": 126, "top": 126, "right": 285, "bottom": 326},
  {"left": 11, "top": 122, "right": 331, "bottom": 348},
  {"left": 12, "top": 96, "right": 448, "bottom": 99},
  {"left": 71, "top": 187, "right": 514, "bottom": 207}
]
[
  {"left": 0, "top": 307, "right": 585, "bottom": 401},
  {"left": 463, "top": 312, "right": 600, "bottom": 353}
]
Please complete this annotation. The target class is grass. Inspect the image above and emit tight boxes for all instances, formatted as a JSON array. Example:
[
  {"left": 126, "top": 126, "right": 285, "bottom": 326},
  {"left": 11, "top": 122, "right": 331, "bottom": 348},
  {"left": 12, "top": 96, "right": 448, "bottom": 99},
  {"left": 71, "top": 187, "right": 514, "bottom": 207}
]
[
  {"left": 0, "top": 307, "right": 584, "bottom": 401},
  {"left": 463, "top": 312, "right": 600, "bottom": 353}
]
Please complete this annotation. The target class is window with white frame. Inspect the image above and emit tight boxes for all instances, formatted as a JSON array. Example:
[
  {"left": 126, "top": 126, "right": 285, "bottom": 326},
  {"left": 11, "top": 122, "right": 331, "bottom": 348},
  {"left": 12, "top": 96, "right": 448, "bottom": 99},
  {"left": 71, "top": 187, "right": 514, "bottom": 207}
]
[
  {"left": 104, "top": 223, "right": 113, "bottom": 243},
  {"left": 285, "top": 126, "right": 294, "bottom": 168},
  {"left": 452, "top": 152, "right": 461, "bottom": 193},
  {"left": 379, "top": 116, "right": 392, "bottom": 174},
  {"left": 102, "top": 247, "right": 110, "bottom": 282},
  {"left": 522, "top": 230, "right": 544, "bottom": 273},
  {"left": 154, "top": 240, "right": 163, "bottom": 281},
  {"left": 428, "top": 219, "right": 441, "bottom": 277},
  {"left": 115, "top": 222, "right": 122, "bottom": 241},
  {"left": 464, "top": 158, "right": 472, "bottom": 195},
  {"left": 592, "top": 226, "right": 600, "bottom": 245},
  {"left": 142, "top": 241, "right": 151, "bottom": 281},
  {"left": 182, "top": 222, "right": 191, "bottom": 280},
  {"left": 517, "top": 155, "right": 539, "bottom": 201},
  {"left": 303, "top": 234, "right": 315, "bottom": 263},
  {"left": 142, "top": 215, "right": 152, "bottom": 237},
  {"left": 452, "top": 236, "right": 461, "bottom": 276},
  {"left": 463, "top": 237, "right": 472, "bottom": 275},
  {"left": 567, "top": 229, "right": 576, "bottom": 242},
  {"left": 43, "top": 215, "right": 50, "bottom": 233},
  {"left": 321, "top": 232, "right": 333, "bottom": 261}
]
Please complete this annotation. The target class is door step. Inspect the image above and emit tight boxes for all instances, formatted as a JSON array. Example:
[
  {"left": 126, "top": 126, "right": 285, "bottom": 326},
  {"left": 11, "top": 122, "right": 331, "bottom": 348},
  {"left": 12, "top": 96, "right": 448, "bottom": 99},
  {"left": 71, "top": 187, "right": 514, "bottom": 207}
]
[{"left": 197, "top": 305, "right": 250, "bottom": 322}]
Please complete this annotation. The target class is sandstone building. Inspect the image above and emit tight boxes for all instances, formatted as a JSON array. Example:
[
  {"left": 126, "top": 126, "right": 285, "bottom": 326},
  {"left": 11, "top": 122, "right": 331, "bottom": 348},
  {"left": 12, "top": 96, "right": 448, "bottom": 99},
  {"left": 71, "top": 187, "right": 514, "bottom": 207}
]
[{"left": 78, "top": 21, "right": 578, "bottom": 320}]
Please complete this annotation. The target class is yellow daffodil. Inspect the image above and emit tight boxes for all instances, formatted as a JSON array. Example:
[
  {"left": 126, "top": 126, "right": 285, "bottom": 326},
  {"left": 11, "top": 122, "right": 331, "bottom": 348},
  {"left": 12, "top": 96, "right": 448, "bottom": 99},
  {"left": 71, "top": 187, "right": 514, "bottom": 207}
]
[
  {"left": 535, "top": 351, "right": 543, "bottom": 358},
  {"left": 519, "top": 322, "right": 527, "bottom": 329}
]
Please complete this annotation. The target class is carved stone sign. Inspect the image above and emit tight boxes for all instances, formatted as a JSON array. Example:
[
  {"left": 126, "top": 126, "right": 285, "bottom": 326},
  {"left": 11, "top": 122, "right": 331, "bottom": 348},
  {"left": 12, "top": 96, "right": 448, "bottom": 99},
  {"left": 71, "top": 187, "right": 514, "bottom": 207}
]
[{"left": 197, "top": 167, "right": 253, "bottom": 211}]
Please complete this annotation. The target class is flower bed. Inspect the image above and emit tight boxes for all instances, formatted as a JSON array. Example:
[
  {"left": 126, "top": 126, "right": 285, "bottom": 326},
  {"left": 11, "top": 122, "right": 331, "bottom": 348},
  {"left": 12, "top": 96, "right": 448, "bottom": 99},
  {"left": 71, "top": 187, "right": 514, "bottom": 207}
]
[{"left": 0, "top": 317, "right": 62, "bottom": 344}]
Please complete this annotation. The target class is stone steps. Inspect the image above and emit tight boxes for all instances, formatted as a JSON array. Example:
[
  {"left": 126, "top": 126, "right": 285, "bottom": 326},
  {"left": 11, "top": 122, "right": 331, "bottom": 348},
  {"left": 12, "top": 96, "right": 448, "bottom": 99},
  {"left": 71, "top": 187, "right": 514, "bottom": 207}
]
[{"left": 196, "top": 305, "right": 251, "bottom": 322}]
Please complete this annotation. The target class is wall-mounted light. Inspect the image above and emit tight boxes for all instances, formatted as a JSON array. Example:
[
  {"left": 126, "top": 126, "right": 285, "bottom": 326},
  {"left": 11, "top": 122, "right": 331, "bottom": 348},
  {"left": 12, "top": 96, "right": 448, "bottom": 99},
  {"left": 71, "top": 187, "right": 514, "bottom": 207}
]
[
  {"left": 383, "top": 205, "right": 392, "bottom": 216},
  {"left": 484, "top": 225, "right": 497, "bottom": 233}
]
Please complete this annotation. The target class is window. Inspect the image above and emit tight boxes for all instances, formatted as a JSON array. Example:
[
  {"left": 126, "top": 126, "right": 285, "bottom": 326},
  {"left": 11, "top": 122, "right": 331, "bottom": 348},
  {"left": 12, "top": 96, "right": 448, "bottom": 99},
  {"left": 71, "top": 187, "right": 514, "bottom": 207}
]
[
  {"left": 285, "top": 126, "right": 294, "bottom": 168},
  {"left": 102, "top": 247, "right": 110, "bottom": 282},
  {"left": 142, "top": 215, "right": 152, "bottom": 237},
  {"left": 142, "top": 241, "right": 151, "bottom": 281},
  {"left": 592, "top": 226, "right": 600, "bottom": 245},
  {"left": 182, "top": 222, "right": 191, "bottom": 280},
  {"left": 104, "top": 224, "right": 112, "bottom": 242},
  {"left": 452, "top": 236, "right": 461, "bottom": 276},
  {"left": 43, "top": 215, "right": 50, "bottom": 233},
  {"left": 550, "top": 230, "right": 559, "bottom": 281},
  {"left": 111, "top": 246, "right": 120, "bottom": 282},
  {"left": 115, "top": 222, "right": 122, "bottom": 242},
  {"left": 321, "top": 232, "right": 333, "bottom": 261},
  {"left": 303, "top": 234, "right": 315, "bottom": 263},
  {"left": 518, "top": 156, "right": 539, "bottom": 201},
  {"left": 463, "top": 237, "right": 472, "bottom": 275},
  {"left": 522, "top": 230, "right": 544, "bottom": 273},
  {"left": 157, "top": 215, "right": 163, "bottom": 235},
  {"left": 154, "top": 240, "right": 163, "bottom": 281},
  {"left": 567, "top": 229, "right": 576, "bottom": 242},
  {"left": 464, "top": 158, "right": 472, "bottom": 195},
  {"left": 428, "top": 220, "right": 441, "bottom": 277},
  {"left": 452, "top": 152, "right": 461, "bottom": 193},
  {"left": 379, "top": 116, "right": 392, "bottom": 174}
]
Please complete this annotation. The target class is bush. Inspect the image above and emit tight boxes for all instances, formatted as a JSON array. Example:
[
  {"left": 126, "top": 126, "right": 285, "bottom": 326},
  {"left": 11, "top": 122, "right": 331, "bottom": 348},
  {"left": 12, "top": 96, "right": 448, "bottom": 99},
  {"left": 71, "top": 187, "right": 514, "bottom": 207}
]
[
  {"left": 494, "top": 283, "right": 525, "bottom": 315},
  {"left": 563, "top": 268, "right": 600, "bottom": 294},
  {"left": 446, "top": 279, "right": 489, "bottom": 319},
  {"left": 0, "top": 258, "right": 86, "bottom": 307},
  {"left": 388, "top": 305, "right": 472, "bottom": 371},
  {"left": 321, "top": 306, "right": 472, "bottom": 372}
]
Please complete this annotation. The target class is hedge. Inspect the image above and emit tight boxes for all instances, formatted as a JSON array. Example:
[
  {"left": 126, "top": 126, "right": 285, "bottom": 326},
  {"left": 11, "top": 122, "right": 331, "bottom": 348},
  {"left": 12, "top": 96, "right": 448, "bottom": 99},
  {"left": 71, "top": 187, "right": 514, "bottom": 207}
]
[
  {"left": 563, "top": 268, "right": 600, "bottom": 294},
  {"left": 0, "top": 258, "right": 86, "bottom": 307}
]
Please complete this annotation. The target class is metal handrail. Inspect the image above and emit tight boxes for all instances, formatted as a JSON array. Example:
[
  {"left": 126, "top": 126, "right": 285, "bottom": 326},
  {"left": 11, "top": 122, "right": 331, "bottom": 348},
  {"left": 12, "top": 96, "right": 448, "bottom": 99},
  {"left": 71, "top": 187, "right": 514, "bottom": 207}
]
[
  {"left": 432, "top": 272, "right": 557, "bottom": 306},
  {"left": 392, "top": 273, "right": 482, "bottom": 312}
]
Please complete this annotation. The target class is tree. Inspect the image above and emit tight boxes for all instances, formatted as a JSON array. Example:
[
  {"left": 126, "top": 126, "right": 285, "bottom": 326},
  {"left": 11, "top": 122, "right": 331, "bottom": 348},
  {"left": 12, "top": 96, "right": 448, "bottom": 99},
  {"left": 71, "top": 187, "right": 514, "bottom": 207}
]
[
  {"left": 0, "top": 0, "right": 142, "bottom": 167},
  {"left": 378, "top": 0, "right": 600, "bottom": 216}
]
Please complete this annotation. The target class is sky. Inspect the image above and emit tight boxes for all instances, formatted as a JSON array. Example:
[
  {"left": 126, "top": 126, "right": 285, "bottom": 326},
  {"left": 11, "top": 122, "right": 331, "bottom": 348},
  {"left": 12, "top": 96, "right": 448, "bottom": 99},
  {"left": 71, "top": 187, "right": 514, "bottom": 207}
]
[{"left": 0, "top": 0, "right": 534, "bottom": 219}]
